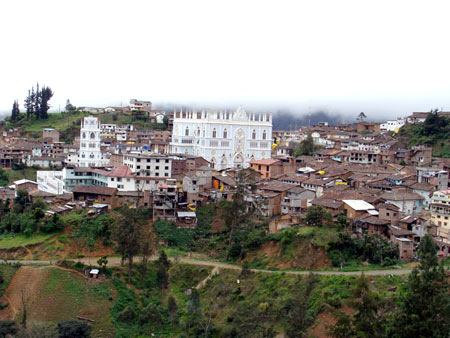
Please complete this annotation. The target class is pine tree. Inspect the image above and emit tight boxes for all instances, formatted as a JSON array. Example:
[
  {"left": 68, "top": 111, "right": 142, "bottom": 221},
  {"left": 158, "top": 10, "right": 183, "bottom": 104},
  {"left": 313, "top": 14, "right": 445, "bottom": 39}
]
[
  {"left": 10, "top": 100, "right": 20, "bottom": 123},
  {"left": 24, "top": 90, "right": 32, "bottom": 120},
  {"left": 39, "top": 86, "right": 53, "bottom": 119},
  {"left": 388, "top": 235, "right": 450, "bottom": 337},
  {"left": 34, "top": 83, "right": 40, "bottom": 119}
]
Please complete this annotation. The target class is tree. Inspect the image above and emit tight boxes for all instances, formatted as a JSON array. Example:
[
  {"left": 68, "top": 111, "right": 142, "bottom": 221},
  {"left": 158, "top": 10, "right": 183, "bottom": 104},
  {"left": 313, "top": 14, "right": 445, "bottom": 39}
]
[
  {"left": 39, "top": 86, "right": 53, "bottom": 119},
  {"left": 112, "top": 208, "right": 149, "bottom": 283},
  {"left": 157, "top": 250, "right": 170, "bottom": 268},
  {"left": 168, "top": 296, "right": 178, "bottom": 326},
  {"left": 293, "top": 133, "right": 314, "bottom": 156},
  {"left": 330, "top": 274, "right": 389, "bottom": 338},
  {"left": 156, "top": 265, "right": 169, "bottom": 290},
  {"left": 357, "top": 112, "right": 367, "bottom": 122},
  {"left": 97, "top": 256, "right": 108, "bottom": 271},
  {"left": 0, "top": 320, "right": 18, "bottom": 337},
  {"left": 388, "top": 235, "right": 450, "bottom": 337},
  {"left": 305, "top": 205, "right": 332, "bottom": 227},
  {"left": 57, "top": 320, "right": 91, "bottom": 338},
  {"left": 65, "top": 100, "right": 76, "bottom": 113},
  {"left": 223, "top": 168, "right": 258, "bottom": 259},
  {"left": 24, "top": 90, "right": 33, "bottom": 120},
  {"left": 13, "top": 190, "right": 31, "bottom": 214},
  {"left": 10, "top": 100, "right": 20, "bottom": 123}
]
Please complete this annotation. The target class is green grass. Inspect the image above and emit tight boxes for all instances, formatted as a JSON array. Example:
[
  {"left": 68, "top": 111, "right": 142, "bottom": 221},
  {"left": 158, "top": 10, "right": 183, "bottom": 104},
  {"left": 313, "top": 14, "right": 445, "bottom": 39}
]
[
  {"left": 0, "top": 264, "right": 19, "bottom": 297},
  {"left": 38, "top": 267, "right": 115, "bottom": 336},
  {"left": 5, "top": 167, "right": 39, "bottom": 184},
  {"left": 7, "top": 111, "right": 89, "bottom": 134},
  {"left": 0, "top": 233, "right": 54, "bottom": 249}
]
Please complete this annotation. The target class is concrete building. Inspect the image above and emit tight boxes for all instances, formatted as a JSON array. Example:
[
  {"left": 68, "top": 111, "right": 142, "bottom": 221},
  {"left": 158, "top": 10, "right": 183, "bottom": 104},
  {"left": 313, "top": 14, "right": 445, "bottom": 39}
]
[
  {"left": 42, "top": 128, "right": 60, "bottom": 143},
  {"left": 79, "top": 117, "right": 108, "bottom": 167},
  {"left": 430, "top": 190, "right": 450, "bottom": 243},
  {"left": 416, "top": 167, "right": 449, "bottom": 191},
  {"left": 171, "top": 106, "right": 272, "bottom": 169}
]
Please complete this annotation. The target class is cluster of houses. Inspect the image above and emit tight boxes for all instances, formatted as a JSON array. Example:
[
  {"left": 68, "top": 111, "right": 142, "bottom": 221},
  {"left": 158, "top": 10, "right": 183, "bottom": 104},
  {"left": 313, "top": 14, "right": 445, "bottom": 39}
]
[{"left": 0, "top": 106, "right": 449, "bottom": 260}]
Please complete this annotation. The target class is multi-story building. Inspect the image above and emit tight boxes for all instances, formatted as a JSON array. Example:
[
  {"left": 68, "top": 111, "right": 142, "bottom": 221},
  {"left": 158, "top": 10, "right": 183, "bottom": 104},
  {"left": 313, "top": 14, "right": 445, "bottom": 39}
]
[
  {"left": 380, "top": 118, "right": 405, "bottom": 132},
  {"left": 430, "top": 190, "right": 450, "bottom": 243},
  {"left": 123, "top": 153, "right": 172, "bottom": 178},
  {"left": 130, "top": 99, "right": 152, "bottom": 112},
  {"left": 79, "top": 117, "right": 108, "bottom": 167},
  {"left": 417, "top": 167, "right": 449, "bottom": 191},
  {"left": 170, "top": 106, "right": 272, "bottom": 169}
]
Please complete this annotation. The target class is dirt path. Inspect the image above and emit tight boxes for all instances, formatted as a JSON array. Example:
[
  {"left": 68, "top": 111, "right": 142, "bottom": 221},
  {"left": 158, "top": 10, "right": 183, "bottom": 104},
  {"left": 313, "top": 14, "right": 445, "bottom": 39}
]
[
  {"left": 196, "top": 266, "right": 219, "bottom": 289},
  {"left": 0, "top": 266, "right": 49, "bottom": 320},
  {"left": 2, "top": 257, "right": 416, "bottom": 276}
]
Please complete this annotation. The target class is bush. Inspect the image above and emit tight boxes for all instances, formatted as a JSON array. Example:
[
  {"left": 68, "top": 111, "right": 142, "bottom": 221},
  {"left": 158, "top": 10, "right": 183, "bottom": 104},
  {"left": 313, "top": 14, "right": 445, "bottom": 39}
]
[
  {"left": 117, "top": 306, "right": 137, "bottom": 323},
  {"left": 153, "top": 220, "right": 193, "bottom": 249},
  {"left": 57, "top": 320, "right": 91, "bottom": 338}
]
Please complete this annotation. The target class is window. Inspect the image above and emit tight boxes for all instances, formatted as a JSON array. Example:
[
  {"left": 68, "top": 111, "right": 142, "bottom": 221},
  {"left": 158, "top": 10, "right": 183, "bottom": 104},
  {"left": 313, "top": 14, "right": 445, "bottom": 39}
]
[
  {"left": 118, "top": 184, "right": 124, "bottom": 189},
  {"left": 223, "top": 128, "right": 227, "bottom": 139},
  {"left": 165, "top": 166, "right": 169, "bottom": 170},
  {"left": 165, "top": 173, "right": 169, "bottom": 177},
  {"left": 155, "top": 166, "right": 159, "bottom": 170},
  {"left": 111, "top": 178, "right": 115, "bottom": 181},
  {"left": 127, "top": 178, "right": 130, "bottom": 182},
  {"left": 90, "top": 132, "right": 95, "bottom": 139},
  {"left": 212, "top": 128, "right": 217, "bottom": 138},
  {"left": 197, "top": 127, "right": 200, "bottom": 136},
  {"left": 117, "top": 178, "right": 122, "bottom": 182},
  {"left": 185, "top": 126, "right": 189, "bottom": 136},
  {"left": 156, "top": 159, "right": 160, "bottom": 163},
  {"left": 165, "top": 159, "right": 169, "bottom": 163},
  {"left": 252, "top": 129, "right": 256, "bottom": 139},
  {"left": 263, "top": 130, "right": 267, "bottom": 140}
]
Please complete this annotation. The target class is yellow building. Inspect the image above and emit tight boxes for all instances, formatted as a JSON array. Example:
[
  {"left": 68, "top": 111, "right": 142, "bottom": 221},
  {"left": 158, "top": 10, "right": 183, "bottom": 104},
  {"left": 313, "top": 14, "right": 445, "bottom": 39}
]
[{"left": 430, "top": 190, "right": 450, "bottom": 243}]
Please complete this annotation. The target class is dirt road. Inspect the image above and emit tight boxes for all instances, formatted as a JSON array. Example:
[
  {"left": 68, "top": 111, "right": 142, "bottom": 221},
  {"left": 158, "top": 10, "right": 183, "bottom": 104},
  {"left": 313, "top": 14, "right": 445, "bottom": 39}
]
[
  {"left": 0, "top": 266, "right": 49, "bottom": 320},
  {"left": 1, "top": 256, "right": 414, "bottom": 276}
]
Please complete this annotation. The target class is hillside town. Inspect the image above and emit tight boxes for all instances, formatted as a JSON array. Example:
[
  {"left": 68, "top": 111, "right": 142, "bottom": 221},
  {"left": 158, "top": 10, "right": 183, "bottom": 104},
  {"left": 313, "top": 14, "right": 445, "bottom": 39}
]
[{"left": 1, "top": 100, "right": 449, "bottom": 262}]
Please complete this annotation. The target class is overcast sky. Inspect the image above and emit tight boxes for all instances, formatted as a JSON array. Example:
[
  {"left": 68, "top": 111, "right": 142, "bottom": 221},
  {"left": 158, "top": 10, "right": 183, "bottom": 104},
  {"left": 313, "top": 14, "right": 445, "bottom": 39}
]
[{"left": 1, "top": 0, "right": 450, "bottom": 118}]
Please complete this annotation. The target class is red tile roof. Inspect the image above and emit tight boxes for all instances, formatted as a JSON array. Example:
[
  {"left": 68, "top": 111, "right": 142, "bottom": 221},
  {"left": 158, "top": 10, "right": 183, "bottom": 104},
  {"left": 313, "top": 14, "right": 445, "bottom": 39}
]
[
  {"left": 107, "top": 165, "right": 134, "bottom": 178},
  {"left": 250, "top": 159, "right": 280, "bottom": 166}
]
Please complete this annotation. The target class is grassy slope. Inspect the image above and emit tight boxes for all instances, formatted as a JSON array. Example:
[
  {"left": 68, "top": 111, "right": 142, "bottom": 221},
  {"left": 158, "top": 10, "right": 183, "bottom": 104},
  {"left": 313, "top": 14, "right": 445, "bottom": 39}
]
[
  {"left": 0, "top": 264, "right": 18, "bottom": 298},
  {"left": 397, "top": 120, "right": 450, "bottom": 158},
  {"left": 0, "top": 234, "right": 54, "bottom": 250},
  {"left": 31, "top": 267, "right": 115, "bottom": 337},
  {"left": 4, "top": 167, "right": 39, "bottom": 184}
]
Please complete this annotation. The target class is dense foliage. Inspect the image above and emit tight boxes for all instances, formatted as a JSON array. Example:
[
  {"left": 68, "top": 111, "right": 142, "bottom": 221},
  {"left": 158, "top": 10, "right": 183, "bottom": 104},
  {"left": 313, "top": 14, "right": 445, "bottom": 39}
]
[
  {"left": 331, "top": 235, "right": 450, "bottom": 338},
  {"left": 399, "top": 110, "right": 450, "bottom": 157},
  {"left": 328, "top": 232, "right": 399, "bottom": 267}
]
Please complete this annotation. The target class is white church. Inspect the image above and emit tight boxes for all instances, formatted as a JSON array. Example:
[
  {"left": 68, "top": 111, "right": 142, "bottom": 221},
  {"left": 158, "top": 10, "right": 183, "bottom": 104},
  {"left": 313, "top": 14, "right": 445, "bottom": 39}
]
[
  {"left": 78, "top": 116, "right": 109, "bottom": 167},
  {"left": 170, "top": 106, "right": 273, "bottom": 169}
]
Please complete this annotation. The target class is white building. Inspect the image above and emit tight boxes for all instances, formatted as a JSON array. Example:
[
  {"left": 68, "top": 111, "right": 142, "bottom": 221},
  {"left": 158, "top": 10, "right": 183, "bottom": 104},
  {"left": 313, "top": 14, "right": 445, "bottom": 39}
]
[
  {"left": 78, "top": 117, "right": 109, "bottom": 167},
  {"left": 170, "top": 106, "right": 272, "bottom": 169},
  {"left": 380, "top": 118, "right": 405, "bottom": 132},
  {"left": 130, "top": 99, "right": 152, "bottom": 111}
]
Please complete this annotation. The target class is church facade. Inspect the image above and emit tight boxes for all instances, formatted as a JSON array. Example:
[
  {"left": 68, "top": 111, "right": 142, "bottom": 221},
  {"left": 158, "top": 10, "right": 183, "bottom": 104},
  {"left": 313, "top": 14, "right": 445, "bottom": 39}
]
[
  {"left": 78, "top": 116, "right": 109, "bottom": 167},
  {"left": 170, "top": 106, "right": 273, "bottom": 169}
]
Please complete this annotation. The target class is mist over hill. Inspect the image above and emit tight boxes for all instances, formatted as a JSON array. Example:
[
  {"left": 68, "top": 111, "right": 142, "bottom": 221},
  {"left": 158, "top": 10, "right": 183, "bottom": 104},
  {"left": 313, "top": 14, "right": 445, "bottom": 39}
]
[{"left": 272, "top": 110, "right": 346, "bottom": 130}]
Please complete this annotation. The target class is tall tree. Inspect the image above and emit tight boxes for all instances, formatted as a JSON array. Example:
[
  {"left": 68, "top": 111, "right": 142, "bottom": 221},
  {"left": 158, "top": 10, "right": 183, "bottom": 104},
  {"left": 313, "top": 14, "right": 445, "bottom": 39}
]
[
  {"left": 388, "top": 235, "right": 450, "bottom": 337},
  {"left": 34, "top": 83, "right": 40, "bottom": 119},
  {"left": 39, "top": 86, "right": 54, "bottom": 119},
  {"left": 357, "top": 112, "right": 367, "bottom": 122},
  {"left": 112, "top": 208, "right": 150, "bottom": 283},
  {"left": 10, "top": 100, "right": 20, "bottom": 123},
  {"left": 24, "top": 90, "right": 32, "bottom": 120}
]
